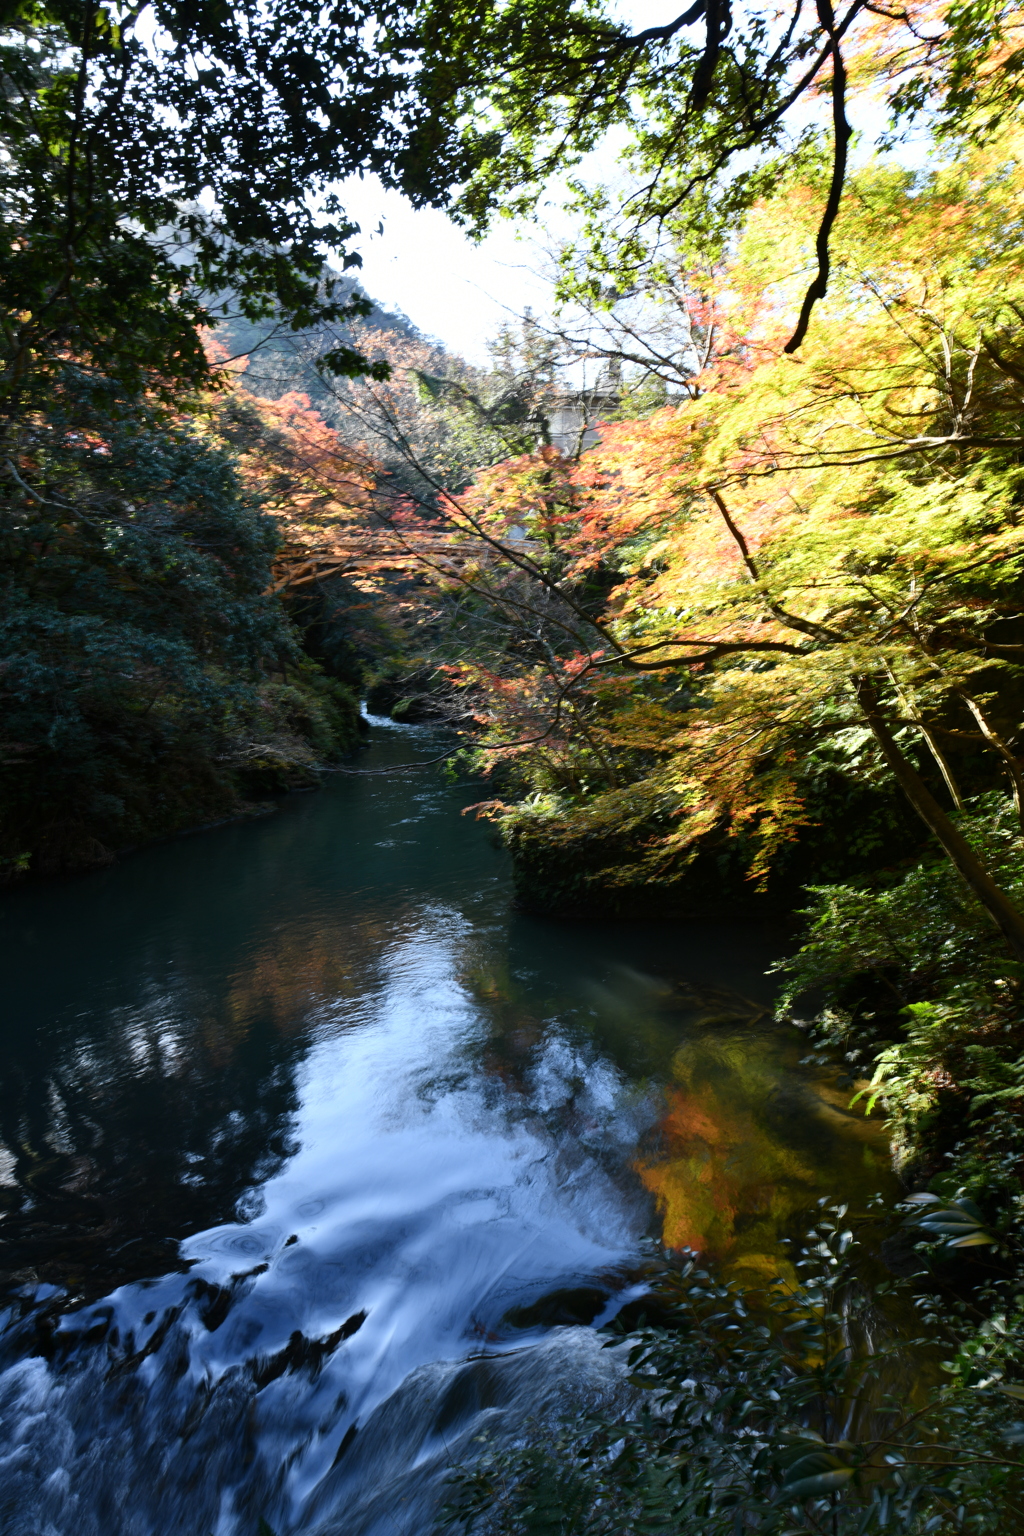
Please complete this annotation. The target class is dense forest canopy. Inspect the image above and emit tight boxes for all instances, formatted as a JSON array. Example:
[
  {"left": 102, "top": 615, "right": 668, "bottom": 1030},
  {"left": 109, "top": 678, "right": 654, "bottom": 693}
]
[
  {"left": 0, "top": 0, "right": 415, "bottom": 871},
  {"left": 6, "top": 0, "right": 1022, "bottom": 380},
  {"left": 407, "top": 0, "right": 1024, "bottom": 344}
]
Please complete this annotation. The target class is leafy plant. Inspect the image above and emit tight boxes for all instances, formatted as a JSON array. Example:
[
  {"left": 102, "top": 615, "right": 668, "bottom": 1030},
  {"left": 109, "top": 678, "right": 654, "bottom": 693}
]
[
  {"left": 370, "top": 129, "right": 1024, "bottom": 951},
  {"left": 441, "top": 1206, "right": 1024, "bottom": 1534}
]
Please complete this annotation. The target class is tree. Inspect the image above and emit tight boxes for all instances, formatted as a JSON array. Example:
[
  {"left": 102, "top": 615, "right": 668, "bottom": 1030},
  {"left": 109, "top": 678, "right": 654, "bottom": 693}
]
[
  {"left": 0, "top": 0, "right": 422, "bottom": 869},
  {"left": 0, "top": 0, "right": 441, "bottom": 422},
  {"left": 378, "top": 130, "right": 1024, "bottom": 955},
  {"left": 408, "top": 0, "right": 1024, "bottom": 350}
]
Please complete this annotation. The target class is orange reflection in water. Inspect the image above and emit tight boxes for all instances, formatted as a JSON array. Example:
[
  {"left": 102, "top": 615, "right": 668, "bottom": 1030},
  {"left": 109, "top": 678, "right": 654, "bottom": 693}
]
[{"left": 634, "top": 1032, "right": 888, "bottom": 1281}]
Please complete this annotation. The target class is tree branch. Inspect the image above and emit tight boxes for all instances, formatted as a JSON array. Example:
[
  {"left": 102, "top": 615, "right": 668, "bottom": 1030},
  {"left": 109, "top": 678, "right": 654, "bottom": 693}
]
[{"left": 783, "top": 0, "right": 852, "bottom": 353}]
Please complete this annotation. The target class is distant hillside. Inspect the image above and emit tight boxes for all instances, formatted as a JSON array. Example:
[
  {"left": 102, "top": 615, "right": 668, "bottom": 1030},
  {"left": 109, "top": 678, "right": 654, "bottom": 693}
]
[{"left": 214, "top": 274, "right": 430, "bottom": 414}]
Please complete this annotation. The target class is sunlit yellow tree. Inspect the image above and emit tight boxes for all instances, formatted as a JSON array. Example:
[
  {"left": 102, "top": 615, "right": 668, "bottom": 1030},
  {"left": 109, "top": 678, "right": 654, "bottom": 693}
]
[{"left": 412, "top": 128, "right": 1024, "bottom": 955}]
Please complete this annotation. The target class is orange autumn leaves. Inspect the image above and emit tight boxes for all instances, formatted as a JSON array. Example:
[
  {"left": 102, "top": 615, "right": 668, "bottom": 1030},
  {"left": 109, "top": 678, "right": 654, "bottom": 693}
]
[{"left": 433, "top": 126, "right": 1024, "bottom": 905}]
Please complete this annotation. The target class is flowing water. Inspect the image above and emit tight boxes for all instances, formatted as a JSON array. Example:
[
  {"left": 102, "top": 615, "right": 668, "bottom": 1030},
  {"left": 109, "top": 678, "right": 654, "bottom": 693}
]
[{"left": 0, "top": 717, "right": 894, "bottom": 1535}]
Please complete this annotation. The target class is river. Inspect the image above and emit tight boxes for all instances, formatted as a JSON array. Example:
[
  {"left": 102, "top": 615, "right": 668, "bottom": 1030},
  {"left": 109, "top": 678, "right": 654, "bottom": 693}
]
[{"left": 0, "top": 716, "right": 894, "bottom": 1535}]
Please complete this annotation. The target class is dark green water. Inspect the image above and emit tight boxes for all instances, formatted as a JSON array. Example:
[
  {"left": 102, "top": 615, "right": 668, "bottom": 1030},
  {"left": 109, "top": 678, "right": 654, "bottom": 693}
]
[{"left": 0, "top": 716, "right": 894, "bottom": 1535}]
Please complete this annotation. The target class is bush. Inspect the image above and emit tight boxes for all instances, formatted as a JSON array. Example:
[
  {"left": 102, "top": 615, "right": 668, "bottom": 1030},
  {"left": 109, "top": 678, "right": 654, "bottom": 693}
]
[
  {"left": 441, "top": 1205, "right": 1024, "bottom": 1535},
  {"left": 774, "top": 799, "right": 1024, "bottom": 1178}
]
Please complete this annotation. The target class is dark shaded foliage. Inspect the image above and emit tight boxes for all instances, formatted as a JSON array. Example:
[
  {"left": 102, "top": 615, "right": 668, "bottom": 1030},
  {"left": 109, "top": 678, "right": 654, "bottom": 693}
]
[{"left": 0, "top": 398, "right": 360, "bottom": 873}]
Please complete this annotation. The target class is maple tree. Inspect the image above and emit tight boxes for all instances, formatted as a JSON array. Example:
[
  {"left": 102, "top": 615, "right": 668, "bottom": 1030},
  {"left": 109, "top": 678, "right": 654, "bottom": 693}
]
[{"left": 385, "top": 125, "right": 1024, "bottom": 958}]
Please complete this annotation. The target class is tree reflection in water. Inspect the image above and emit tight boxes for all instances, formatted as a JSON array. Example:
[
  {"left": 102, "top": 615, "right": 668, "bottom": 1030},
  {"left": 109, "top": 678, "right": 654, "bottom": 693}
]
[{"left": 0, "top": 847, "right": 403, "bottom": 1304}]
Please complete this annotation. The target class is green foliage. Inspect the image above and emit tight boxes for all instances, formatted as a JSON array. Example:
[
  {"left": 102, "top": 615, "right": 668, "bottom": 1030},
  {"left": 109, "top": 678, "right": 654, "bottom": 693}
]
[
  {"left": 769, "top": 800, "right": 1024, "bottom": 1193},
  {"left": 0, "top": 0, "right": 385, "bottom": 874},
  {"left": 230, "top": 670, "right": 363, "bottom": 794},
  {"left": 440, "top": 1207, "right": 1024, "bottom": 1535},
  {"left": 409, "top": 0, "right": 1024, "bottom": 336},
  {"left": 778, "top": 806, "right": 1024, "bottom": 1019},
  {"left": 899, "top": 1192, "right": 996, "bottom": 1251},
  {"left": 491, "top": 741, "right": 926, "bottom": 916},
  {"left": 0, "top": 3, "right": 405, "bottom": 418},
  {"left": 422, "top": 131, "right": 1024, "bottom": 943}
]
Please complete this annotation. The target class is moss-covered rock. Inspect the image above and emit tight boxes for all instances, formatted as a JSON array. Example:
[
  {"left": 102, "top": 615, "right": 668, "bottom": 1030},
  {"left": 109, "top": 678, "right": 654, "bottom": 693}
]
[{"left": 496, "top": 765, "right": 927, "bottom": 919}]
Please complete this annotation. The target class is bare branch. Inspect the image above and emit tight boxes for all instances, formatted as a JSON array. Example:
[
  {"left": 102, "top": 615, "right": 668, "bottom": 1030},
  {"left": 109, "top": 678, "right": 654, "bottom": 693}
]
[{"left": 784, "top": 0, "right": 852, "bottom": 353}]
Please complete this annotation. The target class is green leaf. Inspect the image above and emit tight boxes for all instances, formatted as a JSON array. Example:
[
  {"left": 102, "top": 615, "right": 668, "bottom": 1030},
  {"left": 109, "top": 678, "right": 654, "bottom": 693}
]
[
  {"left": 781, "top": 1468, "right": 856, "bottom": 1499},
  {"left": 780, "top": 1450, "right": 849, "bottom": 1482}
]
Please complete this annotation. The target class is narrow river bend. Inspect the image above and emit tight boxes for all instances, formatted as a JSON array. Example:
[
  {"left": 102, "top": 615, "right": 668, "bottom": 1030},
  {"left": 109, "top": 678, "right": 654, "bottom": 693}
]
[{"left": 0, "top": 716, "right": 893, "bottom": 1536}]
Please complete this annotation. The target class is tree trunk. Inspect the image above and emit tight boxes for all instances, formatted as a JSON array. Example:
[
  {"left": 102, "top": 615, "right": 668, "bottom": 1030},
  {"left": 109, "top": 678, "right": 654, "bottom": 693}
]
[
  {"left": 883, "top": 665, "right": 963, "bottom": 810},
  {"left": 958, "top": 690, "right": 1024, "bottom": 834},
  {"left": 855, "top": 679, "right": 1024, "bottom": 962}
]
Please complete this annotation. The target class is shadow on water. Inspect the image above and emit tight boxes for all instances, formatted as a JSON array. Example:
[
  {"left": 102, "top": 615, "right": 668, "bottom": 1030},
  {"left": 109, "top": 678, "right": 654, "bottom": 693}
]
[{"left": 0, "top": 716, "right": 896, "bottom": 1535}]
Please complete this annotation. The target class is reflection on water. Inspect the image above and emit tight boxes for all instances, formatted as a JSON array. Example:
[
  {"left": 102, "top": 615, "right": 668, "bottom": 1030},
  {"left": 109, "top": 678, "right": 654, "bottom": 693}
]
[
  {"left": 636, "top": 1015, "right": 887, "bottom": 1279},
  {"left": 0, "top": 718, "right": 895, "bottom": 1534}
]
